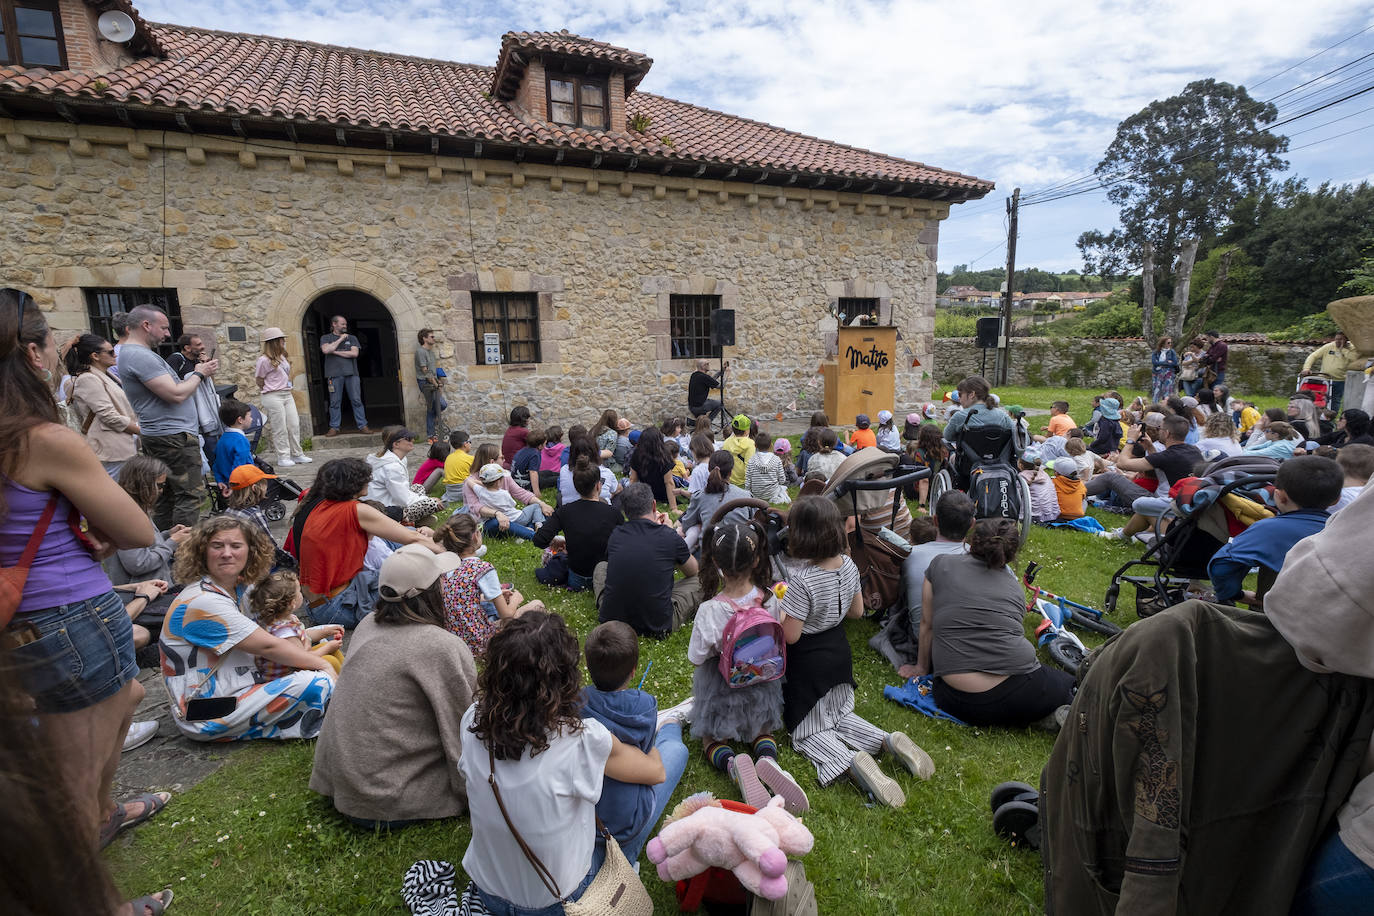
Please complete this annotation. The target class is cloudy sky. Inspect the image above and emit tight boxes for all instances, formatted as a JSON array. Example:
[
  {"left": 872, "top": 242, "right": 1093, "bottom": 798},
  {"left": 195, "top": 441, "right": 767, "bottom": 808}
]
[{"left": 138, "top": 1, "right": 1374, "bottom": 274}]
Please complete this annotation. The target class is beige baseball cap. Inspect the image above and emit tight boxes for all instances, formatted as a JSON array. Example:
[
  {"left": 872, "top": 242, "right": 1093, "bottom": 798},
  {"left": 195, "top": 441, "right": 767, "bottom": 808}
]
[{"left": 378, "top": 544, "right": 461, "bottom": 600}]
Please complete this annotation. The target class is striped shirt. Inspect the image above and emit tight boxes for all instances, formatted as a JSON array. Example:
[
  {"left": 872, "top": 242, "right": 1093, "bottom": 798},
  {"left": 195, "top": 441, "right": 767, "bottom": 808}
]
[{"left": 780, "top": 557, "right": 861, "bottom": 634}]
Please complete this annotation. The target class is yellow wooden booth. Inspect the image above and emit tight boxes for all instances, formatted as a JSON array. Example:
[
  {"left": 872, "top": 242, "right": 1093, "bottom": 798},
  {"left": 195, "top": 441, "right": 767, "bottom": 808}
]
[{"left": 822, "top": 326, "right": 897, "bottom": 425}]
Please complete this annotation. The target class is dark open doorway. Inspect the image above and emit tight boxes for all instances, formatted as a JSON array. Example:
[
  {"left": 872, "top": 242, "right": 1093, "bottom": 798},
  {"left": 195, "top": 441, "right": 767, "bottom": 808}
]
[{"left": 302, "top": 290, "right": 404, "bottom": 434}]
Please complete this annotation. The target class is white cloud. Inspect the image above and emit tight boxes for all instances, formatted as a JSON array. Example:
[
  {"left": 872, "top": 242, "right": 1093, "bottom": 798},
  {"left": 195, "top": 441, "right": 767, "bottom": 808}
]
[{"left": 137, "top": 0, "right": 1374, "bottom": 269}]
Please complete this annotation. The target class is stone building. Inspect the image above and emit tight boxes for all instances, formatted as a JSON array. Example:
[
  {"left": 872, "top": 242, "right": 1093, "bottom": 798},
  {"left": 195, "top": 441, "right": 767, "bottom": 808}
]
[{"left": 1, "top": 0, "right": 992, "bottom": 435}]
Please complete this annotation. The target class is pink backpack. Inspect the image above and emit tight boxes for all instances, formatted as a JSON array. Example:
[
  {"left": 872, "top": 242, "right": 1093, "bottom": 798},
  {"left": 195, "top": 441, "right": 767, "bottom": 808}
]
[{"left": 717, "top": 595, "right": 786, "bottom": 688}]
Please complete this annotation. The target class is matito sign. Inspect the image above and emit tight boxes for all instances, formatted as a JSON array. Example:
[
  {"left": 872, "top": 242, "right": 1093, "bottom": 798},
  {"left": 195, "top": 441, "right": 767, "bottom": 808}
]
[{"left": 845, "top": 341, "right": 890, "bottom": 371}]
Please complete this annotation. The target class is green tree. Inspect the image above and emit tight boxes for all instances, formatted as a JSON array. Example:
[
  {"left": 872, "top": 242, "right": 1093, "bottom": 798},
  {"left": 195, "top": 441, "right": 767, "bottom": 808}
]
[
  {"left": 1340, "top": 242, "right": 1374, "bottom": 297},
  {"left": 1079, "top": 79, "right": 1288, "bottom": 339}
]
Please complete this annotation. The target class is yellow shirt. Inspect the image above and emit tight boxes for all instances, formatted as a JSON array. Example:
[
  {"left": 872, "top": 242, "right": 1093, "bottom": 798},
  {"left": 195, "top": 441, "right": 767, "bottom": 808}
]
[
  {"left": 1236, "top": 406, "right": 1260, "bottom": 436},
  {"left": 443, "top": 448, "right": 474, "bottom": 485},
  {"left": 1302, "top": 342, "right": 1358, "bottom": 380},
  {"left": 723, "top": 434, "right": 755, "bottom": 487}
]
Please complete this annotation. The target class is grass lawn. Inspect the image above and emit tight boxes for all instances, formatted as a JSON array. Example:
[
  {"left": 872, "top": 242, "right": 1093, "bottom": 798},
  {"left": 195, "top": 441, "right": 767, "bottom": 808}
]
[
  {"left": 106, "top": 512, "right": 1150, "bottom": 915},
  {"left": 106, "top": 382, "right": 1209, "bottom": 914}
]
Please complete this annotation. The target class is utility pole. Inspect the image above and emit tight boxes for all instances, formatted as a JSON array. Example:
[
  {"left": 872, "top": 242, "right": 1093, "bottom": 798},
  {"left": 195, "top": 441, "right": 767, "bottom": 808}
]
[{"left": 996, "top": 187, "right": 1020, "bottom": 386}]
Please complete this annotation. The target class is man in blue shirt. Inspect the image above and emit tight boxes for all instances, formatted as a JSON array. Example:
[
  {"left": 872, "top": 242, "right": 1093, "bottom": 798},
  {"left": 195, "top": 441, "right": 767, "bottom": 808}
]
[{"left": 1208, "top": 456, "right": 1343, "bottom": 605}]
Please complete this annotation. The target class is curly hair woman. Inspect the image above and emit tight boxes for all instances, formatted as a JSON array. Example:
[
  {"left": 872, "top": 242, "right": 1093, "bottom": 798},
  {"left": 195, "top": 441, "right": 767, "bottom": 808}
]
[
  {"left": 915, "top": 518, "right": 1074, "bottom": 728},
  {"left": 458, "top": 611, "right": 666, "bottom": 914},
  {"left": 161, "top": 515, "right": 335, "bottom": 742},
  {"left": 291, "top": 457, "right": 442, "bottom": 628}
]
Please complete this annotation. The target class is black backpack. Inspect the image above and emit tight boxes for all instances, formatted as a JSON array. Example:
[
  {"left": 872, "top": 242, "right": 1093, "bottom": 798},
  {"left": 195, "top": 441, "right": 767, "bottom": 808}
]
[{"left": 970, "top": 464, "right": 1020, "bottom": 522}]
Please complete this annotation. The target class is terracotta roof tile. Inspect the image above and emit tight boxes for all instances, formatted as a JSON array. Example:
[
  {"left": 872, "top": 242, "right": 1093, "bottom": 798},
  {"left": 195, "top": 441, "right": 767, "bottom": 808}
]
[{"left": 0, "top": 23, "right": 991, "bottom": 199}]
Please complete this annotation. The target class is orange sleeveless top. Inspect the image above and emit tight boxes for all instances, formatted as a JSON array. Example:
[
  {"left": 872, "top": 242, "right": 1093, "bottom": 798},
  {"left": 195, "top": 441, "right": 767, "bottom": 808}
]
[{"left": 299, "top": 500, "right": 367, "bottom": 595}]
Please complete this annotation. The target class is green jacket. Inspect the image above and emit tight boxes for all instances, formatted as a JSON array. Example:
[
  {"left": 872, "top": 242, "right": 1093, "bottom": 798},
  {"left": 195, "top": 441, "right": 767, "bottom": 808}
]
[{"left": 1041, "top": 601, "right": 1374, "bottom": 915}]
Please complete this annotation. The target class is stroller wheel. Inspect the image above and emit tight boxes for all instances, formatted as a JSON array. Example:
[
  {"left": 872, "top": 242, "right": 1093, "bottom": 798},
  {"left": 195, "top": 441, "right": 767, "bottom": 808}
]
[
  {"left": 1104, "top": 584, "right": 1119, "bottom": 615},
  {"left": 1047, "top": 639, "right": 1085, "bottom": 675},
  {"left": 263, "top": 501, "right": 287, "bottom": 522},
  {"left": 989, "top": 781, "right": 1038, "bottom": 814},
  {"left": 992, "top": 799, "right": 1041, "bottom": 850}
]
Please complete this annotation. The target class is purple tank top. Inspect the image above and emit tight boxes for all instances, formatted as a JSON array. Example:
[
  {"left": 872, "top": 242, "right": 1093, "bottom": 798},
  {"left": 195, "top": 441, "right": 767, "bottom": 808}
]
[{"left": 1, "top": 481, "right": 111, "bottom": 613}]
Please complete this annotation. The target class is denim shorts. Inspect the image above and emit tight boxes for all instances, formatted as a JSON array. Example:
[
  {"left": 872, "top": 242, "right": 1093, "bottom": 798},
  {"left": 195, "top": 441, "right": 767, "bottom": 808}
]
[{"left": 2, "top": 590, "right": 137, "bottom": 713}]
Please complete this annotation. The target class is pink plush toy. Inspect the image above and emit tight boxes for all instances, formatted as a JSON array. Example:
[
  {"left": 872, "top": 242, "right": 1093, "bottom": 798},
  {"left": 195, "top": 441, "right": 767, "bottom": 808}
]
[{"left": 646, "top": 795, "right": 815, "bottom": 900}]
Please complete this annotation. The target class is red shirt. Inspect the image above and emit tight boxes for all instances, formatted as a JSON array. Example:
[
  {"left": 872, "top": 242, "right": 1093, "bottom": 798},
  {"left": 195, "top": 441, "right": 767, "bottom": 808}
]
[
  {"left": 500, "top": 426, "right": 529, "bottom": 468},
  {"left": 300, "top": 500, "right": 367, "bottom": 595}
]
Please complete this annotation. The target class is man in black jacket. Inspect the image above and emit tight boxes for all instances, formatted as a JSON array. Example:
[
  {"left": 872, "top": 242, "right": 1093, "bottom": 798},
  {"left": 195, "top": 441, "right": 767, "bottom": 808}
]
[{"left": 687, "top": 358, "right": 727, "bottom": 423}]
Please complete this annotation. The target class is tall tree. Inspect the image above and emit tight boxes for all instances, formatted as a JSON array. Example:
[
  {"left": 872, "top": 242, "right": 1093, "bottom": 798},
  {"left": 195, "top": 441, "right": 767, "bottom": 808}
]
[{"left": 1080, "top": 79, "right": 1288, "bottom": 334}]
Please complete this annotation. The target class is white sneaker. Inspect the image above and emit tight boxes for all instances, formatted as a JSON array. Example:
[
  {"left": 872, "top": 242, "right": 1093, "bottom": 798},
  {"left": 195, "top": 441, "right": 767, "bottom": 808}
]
[
  {"left": 656, "top": 696, "right": 694, "bottom": 730},
  {"left": 277, "top": 458, "right": 296, "bottom": 467},
  {"left": 123, "top": 720, "right": 158, "bottom": 752},
  {"left": 292, "top": 455, "right": 313, "bottom": 464},
  {"left": 1093, "top": 528, "right": 1124, "bottom": 541}
]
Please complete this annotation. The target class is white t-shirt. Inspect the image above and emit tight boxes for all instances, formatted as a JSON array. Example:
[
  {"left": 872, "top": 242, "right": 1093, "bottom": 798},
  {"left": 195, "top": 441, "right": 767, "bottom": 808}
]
[
  {"left": 687, "top": 461, "right": 711, "bottom": 498},
  {"left": 459, "top": 709, "right": 612, "bottom": 908},
  {"left": 688, "top": 586, "right": 778, "bottom": 665},
  {"left": 475, "top": 484, "right": 520, "bottom": 521},
  {"left": 557, "top": 464, "right": 618, "bottom": 504},
  {"left": 1331, "top": 485, "right": 1365, "bottom": 514}
]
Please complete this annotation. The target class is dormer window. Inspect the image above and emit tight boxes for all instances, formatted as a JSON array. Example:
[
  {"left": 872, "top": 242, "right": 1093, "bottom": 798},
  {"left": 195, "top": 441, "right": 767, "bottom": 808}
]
[
  {"left": 547, "top": 73, "right": 606, "bottom": 129},
  {"left": 0, "top": 0, "right": 66, "bottom": 69}
]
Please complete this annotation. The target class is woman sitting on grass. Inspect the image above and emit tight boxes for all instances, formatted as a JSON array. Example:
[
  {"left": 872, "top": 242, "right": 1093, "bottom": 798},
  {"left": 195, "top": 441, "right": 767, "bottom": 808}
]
[
  {"left": 105, "top": 455, "right": 190, "bottom": 586},
  {"left": 310, "top": 544, "right": 478, "bottom": 830},
  {"left": 457, "top": 612, "right": 665, "bottom": 913},
  {"left": 161, "top": 516, "right": 337, "bottom": 741},
  {"left": 915, "top": 517, "right": 1074, "bottom": 728}
]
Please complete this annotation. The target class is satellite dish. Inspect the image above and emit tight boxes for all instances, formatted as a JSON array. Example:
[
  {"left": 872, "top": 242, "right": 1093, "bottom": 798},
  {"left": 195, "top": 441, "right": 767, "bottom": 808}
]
[{"left": 97, "top": 10, "right": 137, "bottom": 43}]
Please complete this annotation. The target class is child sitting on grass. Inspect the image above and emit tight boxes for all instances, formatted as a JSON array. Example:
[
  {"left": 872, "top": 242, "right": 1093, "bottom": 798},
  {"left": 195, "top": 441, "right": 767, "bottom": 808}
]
[
  {"left": 848, "top": 414, "right": 877, "bottom": 450},
  {"left": 1049, "top": 458, "right": 1086, "bottom": 521},
  {"left": 1332, "top": 444, "right": 1374, "bottom": 512},
  {"left": 510, "top": 428, "right": 546, "bottom": 493},
  {"left": 435, "top": 514, "right": 543, "bottom": 657},
  {"left": 779, "top": 496, "right": 934, "bottom": 807},
  {"left": 1037, "top": 400, "right": 1076, "bottom": 441},
  {"left": 687, "top": 433, "right": 715, "bottom": 497},
  {"left": 745, "top": 430, "right": 791, "bottom": 505},
  {"left": 1018, "top": 446, "right": 1060, "bottom": 525},
  {"left": 539, "top": 425, "right": 565, "bottom": 479},
  {"left": 580, "top": 621, "right": 689, "bottom": 862},
  {"left": 440, "top": 429, "right": 473, "bottom": 505},
  {"left": 250, "top": 571, "right": 344, "bottom": 676},
  {"left": 412, "top": 440, "right": 449, "bottom": 494},
  {"left": 688, "top": 522, "right": 806, "bottom": 812},
  {"left": 1208, "top": 456, "right": 1342, "bottom": 605}
]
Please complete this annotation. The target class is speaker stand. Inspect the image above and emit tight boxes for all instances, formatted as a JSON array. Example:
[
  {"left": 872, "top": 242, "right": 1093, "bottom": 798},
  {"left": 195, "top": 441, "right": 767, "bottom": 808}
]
[{"left": 717, "top": 354, "right": 730, "bottom": 440}]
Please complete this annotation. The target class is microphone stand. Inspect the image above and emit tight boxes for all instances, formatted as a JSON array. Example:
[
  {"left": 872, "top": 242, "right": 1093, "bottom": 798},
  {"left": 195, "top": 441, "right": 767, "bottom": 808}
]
[{"left": 717, "top": 356, "right": 729, "bottom": 440}]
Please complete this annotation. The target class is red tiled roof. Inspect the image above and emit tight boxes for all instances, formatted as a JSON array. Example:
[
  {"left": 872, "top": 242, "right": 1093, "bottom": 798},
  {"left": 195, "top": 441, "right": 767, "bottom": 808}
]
[
  {"left": 0, "top": 23, "right": 992, "bottom": 199},
  {"left": 492, "top": 30, "right": 652, "bottom": 99}
]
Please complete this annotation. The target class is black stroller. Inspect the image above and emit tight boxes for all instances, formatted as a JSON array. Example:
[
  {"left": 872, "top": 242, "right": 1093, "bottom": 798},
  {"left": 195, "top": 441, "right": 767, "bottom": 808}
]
[
  {"left": 1103, "top": 455, "right": 1279, "bottom": 617},
  {"left": 206, "top": 455, "right": 304, "bottom": 521}
]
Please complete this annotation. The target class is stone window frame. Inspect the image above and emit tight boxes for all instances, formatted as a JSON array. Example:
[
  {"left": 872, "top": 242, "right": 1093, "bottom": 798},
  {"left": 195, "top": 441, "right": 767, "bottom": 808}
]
[
  {"left": 85, "top": 286, "right": 183, "bottom": 358},
  {"left": 643, "top": 275, "right": 740, "bottom": 366},
  {"left": 822, "top": 278, "right": 892, "bottom": 358},
  {"left": 40, "top": 267, "right": 211, "bottom": 349},
  {"left": 446, "top": 270, "right": 567, "bottom": 371}
]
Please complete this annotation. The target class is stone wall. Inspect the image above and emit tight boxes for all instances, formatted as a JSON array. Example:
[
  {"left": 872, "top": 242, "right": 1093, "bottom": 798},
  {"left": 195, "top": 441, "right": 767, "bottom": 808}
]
[
  {"left": 934, "top": 337, "right": 1313, "bottom": 395},
  {"left": 2, "top": 118, "right": 948, "bottom": 436}
]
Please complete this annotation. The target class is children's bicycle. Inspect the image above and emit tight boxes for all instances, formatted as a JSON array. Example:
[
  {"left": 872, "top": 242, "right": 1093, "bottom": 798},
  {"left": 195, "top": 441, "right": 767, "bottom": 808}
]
[{"left": 1024, "top": 562, "right": 1122, "bottom": 675}]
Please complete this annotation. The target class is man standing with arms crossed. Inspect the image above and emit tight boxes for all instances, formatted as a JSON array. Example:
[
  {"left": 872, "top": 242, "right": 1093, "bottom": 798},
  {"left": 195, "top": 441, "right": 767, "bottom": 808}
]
[
  {"left": 117, "top": 305, "right": 219, "bottom": 528},
  {"left": 320, "top": 315, "right": 373, "bottom": 437}
]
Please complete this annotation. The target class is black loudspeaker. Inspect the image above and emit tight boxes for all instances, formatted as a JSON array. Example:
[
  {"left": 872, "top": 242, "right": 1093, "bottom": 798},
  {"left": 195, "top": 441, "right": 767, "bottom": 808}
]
[
  {"left": 710, "top": 309, "right": 736, "bottom": 347},
  {"left": 975, "top": 316, "right": 1000, "bottom": 349}
]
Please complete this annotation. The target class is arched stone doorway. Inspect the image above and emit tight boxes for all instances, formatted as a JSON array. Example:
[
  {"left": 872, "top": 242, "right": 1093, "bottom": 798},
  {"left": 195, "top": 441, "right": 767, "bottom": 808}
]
[{"left": 302, "top": 290, "right": 404, "bottom": 434}]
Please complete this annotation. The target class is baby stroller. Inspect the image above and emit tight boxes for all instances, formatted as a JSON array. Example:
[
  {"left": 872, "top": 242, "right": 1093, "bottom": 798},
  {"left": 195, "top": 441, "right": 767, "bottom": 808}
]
[
  {"left": 819, "top": 449, "right": 930, "bottom": 613},
  {"left": 927, "top": 425, "right": 1031, "bottom": 541},
  {"left": 1103, "top": 454, "right": 1279, "bottom": 618},
  {"left": 1295, "top": 375, "right": 1335, "bottom": 409},
  {"left": 205, "top": 455, "right": 304, "bottom": 522}
]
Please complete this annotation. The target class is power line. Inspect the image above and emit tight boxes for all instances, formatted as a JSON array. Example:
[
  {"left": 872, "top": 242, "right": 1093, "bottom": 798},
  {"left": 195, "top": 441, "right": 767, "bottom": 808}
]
[{"left": 1249, "top": 21, "right": 1374, "bottom": 91}]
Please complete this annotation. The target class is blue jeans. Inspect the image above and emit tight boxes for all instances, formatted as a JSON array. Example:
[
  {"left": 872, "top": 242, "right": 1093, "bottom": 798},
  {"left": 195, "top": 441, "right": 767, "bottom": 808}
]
[
  {"left": 1330, "top": 380, "right": 1345, "bottom": 413},
  {"left": 419, "top": 382, "right": 442, "bottom": 438},
  {"left": 473, "top": 843, "right": 605, "bottom": 915},
  {"left": 482, "top": 504, "right": 545, "bottom": 541},
  {"left": 4, "top": 590, "right": 137, "bottom": 713},
  {"left": 306, "top": 567, "right": 379, "bottom": 629},
  {"left": 1291, "top": 830, "right": 1374, "bottom": 914},
  {"left": 620, "top": 721, "right": 689, "bottom": 862},
  {"left": 327, "top": 374, "right": 367, "bottom": 430},
  {"left": 567, "top": 568, "right": 593, "bottom": 591}
]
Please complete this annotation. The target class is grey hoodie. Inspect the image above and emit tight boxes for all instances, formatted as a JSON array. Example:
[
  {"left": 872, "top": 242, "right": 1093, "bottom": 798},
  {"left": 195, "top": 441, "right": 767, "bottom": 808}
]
[{"left": 1266, "top": 480, "right": 1374, "bottom": 868}]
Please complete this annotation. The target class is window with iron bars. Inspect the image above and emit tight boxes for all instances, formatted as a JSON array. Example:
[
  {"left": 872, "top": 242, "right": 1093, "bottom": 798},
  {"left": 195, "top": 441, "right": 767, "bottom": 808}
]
[
  {"left": 472, "top": 292, "right": 541, "bottom": 365},
  {"left": 85, "top": 288, "right": 183, "bottom": 359},
  {"left": 668, "top": 294, "right": 721, "bottom": 360},
  {"left": 836, "top": 297, "right": 880, "bottom": 326}
]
